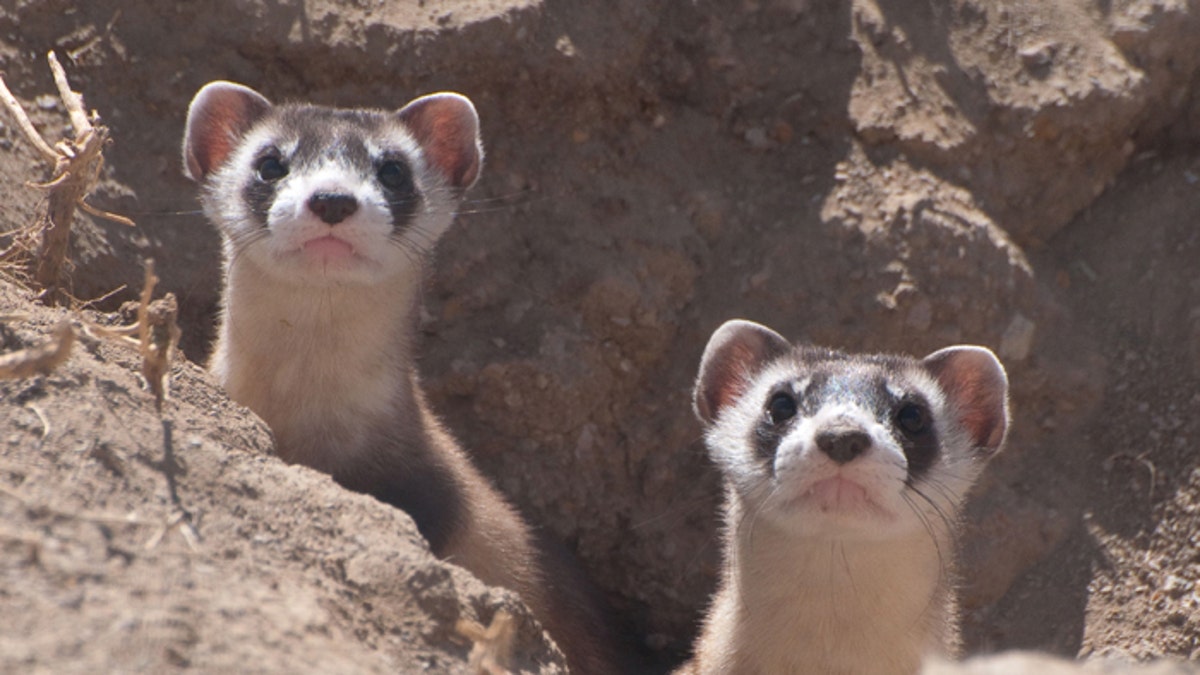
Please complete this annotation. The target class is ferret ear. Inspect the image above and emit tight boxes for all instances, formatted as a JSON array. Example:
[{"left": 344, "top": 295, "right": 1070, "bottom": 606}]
[
  {"left": 923, "top": 346, "right": 1010, "bottom": 454},
  {"left": 694, "top": 320, "right": 792, "bottom": 426},
  {"left": 183, "top": 81, "right": 272, "bottom": 182},
  {"left": 397, "top": 92, "right": 483, "bottom": 190}
]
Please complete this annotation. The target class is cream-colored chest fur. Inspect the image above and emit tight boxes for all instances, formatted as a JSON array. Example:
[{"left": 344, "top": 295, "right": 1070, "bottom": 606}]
[
  {"left": 691, "top": 501, "right": 953, "bottom": 675},
  {"left": 210, "top": 260, "right": 420, "bottom": 473}
]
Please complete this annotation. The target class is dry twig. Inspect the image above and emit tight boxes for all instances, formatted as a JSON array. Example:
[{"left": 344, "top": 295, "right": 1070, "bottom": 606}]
[
  {"left": 0, "top": 321, "right": 74, "bottom": 379},
  {"left": 0, "top": 77, "right": 57, "bottom": 161},
  {"left": 81, "top": 259, "right": 181, "bottom": 410},
  {"left": 0, "top": 51, "right": 135, "bottom": 304},
  {"left": 456, "top": 611, "right": 517, "bottom": 675},
  {"left": 26, "top": 403, "right": 51, "bottom": 441},
  {"left": 142, "top": 510, "right": 200, "bottom": 552},
  {"left": 135, "top": 265, "right": 181, "bottom": 411},
  {"left": 1103, "top": 451, "right": 1158, "bottom": 501}
]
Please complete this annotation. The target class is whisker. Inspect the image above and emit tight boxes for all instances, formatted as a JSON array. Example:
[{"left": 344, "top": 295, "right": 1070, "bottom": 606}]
[
  {"left": 742, "top": 482, "right": 781, "bottom": 556},
  {"left": 836, "top": 539, "right": 862, "bottom": 605},
  {"left": 900, "top": 490, "right": 941, "bottom": 545},
  {"left": 630, "top": 492, "right": 716, "bottom": 530},
  {"left": 916, "top": 477, "right": 961, "bottom": 516},
  {"left": 122, "top": 208, "right": 207, "bottom": 218},
  {"left": 386, "top": 236, "right": 430, "bottom": 269},
  {"left": 914, "top": 481, "right": 957, "bottom": 532},
  {"left": 225, "top": 227, "right": 269, "bottom": 267},
  {"left": 454, "top": 202, "right": 538, "bottom": 217},
  {"left": 903, "top": 486, "right": 953, "bottom": 571},
  {"left": 461, "top": 189, "right": 543, "bottom": 205},
  {"left": 396, "top": 220, "right": 443, "bottom": 247}
]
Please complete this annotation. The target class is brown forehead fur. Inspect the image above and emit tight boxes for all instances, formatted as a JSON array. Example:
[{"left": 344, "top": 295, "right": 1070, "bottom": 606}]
[
  {"left": 246, "top": 104, "right": 417, "bottom": 171},
  {"left": 768, "top": 344, "right": 927, "bottom": 387}
]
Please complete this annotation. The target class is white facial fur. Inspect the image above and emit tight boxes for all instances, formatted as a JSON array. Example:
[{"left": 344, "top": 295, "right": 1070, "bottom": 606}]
[
  {"left": 202, "top": 118, "right": 455, "bottom": 288},
  {"left": 706, "top": 356, "right": 984, "bottom": 543}
]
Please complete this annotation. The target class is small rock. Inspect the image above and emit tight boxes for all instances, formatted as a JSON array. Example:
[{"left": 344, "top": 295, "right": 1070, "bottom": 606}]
[
  {"left": 573, "top": 424, "right": 596, "bottom": 462},
  {"left": 747, "top": 268, "right": 771, "bottom": 290},
  {"left": 1019, "top": 41, "right": 1058, "bottom": 73},
  {"left": 1162, "top": 574, "right": 1193, "bottom": 599},
  {"left": 744, "top": 127, "right": 771, "bottom": 150},
  {"left": 555, "top": 35, "right": 577, "bottom": 57},
  {"left": 999, "top": 313, "right": 1036, "bottom": 362},
  {"left": 771, "top": 120, "right": 794, "bottom": 144}
]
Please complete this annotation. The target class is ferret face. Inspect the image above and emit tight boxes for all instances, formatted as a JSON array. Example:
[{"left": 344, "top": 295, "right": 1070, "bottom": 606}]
[
  {"left": 209, "top": 110, "right": 430, "bottom": 285},
  {"left": 694, "top": 320, "right": 1009, "bottom": 542},
  {"left": 183, "top": 82, "right": 482, "bottom": 288}
]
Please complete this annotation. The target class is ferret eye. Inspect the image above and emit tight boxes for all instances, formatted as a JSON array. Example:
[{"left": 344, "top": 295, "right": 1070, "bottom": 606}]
[
  {"left": 376, "top": 160, "right": 412, "bottom": 191},
  {"left": 896, "top": 403, "right": 929, "bottom": 435},
  {"left": 766, "top": 392, "right": 797, "bottom": 425},
  {"left": 256, "top": 156, "right": 288, "bottom": 182}
]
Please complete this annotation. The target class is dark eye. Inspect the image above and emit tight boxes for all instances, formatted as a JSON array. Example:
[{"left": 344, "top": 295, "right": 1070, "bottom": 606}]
[
  {"left": 766, "top": 392, "right": 797, "bottom": 425},
  {"left": 896, "top": 403, "right": 929, "bottom": 436},
  {"left": 256, "top": 156, "right": 288, "bottom": 182},
  {"left": 376, "top": 160, "right": 412, "bottom": 191}
]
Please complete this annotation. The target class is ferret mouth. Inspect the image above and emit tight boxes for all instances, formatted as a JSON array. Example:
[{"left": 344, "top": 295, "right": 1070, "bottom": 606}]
[
  {"left": 790, "top": 476, "right": 892, "bottom": 519},
  {"left": 301, "top": 235, "right": 357, "bottom": 260}
]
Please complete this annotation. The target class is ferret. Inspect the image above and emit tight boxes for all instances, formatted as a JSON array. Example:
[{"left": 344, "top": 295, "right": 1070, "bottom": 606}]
[
  {"left": 182, "top": 81, "right": 624, "bottom": 674},
  {"left": 678, "top": 319, "right": 1009, "bottom": 675}
]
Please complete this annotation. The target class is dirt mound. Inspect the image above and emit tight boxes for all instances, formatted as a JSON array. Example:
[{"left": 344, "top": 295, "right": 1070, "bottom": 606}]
[
  {"left": 1, "top": 0, "right": 1198, "bottom": 671},
  {"left": 0, "top": 286, "right": 565, "bottom": 673}
]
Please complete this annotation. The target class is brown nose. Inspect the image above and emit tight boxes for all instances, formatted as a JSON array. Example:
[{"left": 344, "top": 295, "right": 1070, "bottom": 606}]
[
  {"left": 308, "top": 193, "right": 359, "bottom": 225},
  {"left": 816, "top": 428, "right": 871, "bottom": 464}
]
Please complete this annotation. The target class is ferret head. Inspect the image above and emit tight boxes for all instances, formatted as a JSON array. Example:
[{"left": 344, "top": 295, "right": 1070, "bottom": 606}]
[
  {"left": 694, "top": 319, "right": 1009, "bottom": 542},
  {"left": 182, "top": 81, "right": 482, "bottom": 287}
]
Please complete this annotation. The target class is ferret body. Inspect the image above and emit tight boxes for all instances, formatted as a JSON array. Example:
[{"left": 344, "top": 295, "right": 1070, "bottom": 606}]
[
  {"left": 183, "top": 81, "right": 622, "bottom": 674},
  {"left": 679, "top": 319, "right": 1010, "bottom": 675}
]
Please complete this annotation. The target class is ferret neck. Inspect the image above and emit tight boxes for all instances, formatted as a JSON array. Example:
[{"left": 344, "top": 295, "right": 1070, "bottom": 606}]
[
  {"left": 213, "top": 259, "right": 425, "bottom": 471},
  {"left": 713, "top": 494, "right": 951, "bottom": 673}
]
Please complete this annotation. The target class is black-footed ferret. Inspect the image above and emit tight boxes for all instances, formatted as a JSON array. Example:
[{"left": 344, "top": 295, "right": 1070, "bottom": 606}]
[
  {"left": 182, "top": 81, "right": 623, "bottom": 674},
  {"left": 679, "top": 319, "right": 1009, "bottom": 675}
]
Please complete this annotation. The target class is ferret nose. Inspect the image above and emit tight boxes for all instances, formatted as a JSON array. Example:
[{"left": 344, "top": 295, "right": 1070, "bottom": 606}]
[
  {"left": 308, "top": 193, "right": 359, "bottom": 225},
  {"left": 816, "top": 428, "right": 871, "bottom": 464}
]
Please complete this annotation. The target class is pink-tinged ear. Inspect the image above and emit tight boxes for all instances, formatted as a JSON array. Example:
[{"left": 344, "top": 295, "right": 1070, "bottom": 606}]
[
  {"left": 923, "top": 346, "right": 1010, "bottom": 454},
  {"left": 694, "top": 320, "right": 792, "bottom": 425},
  {"left": 397, "top": 92, "right": 482, "bottom": 189},
  {"left": 183, "top": 81, "right": 272, "bottom": 181}
]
